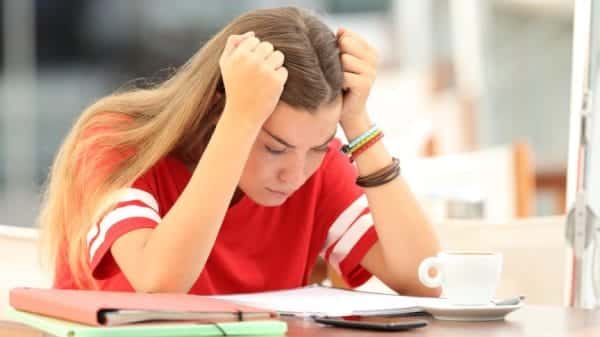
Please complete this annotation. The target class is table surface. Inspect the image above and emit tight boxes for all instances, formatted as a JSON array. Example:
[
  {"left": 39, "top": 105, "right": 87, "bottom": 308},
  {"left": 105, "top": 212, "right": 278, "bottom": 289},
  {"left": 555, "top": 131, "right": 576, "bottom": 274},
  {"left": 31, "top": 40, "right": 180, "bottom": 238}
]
[{"left": 1, "top": 305, "right": 599, "bottom": 337}]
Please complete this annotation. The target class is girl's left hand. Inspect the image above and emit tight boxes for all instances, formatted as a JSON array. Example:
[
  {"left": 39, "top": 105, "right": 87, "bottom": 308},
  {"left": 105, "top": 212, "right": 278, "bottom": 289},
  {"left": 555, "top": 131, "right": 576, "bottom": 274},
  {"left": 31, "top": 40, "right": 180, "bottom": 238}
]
[{"left": 337, "top": 27, "right": 378, "bottom": 126}]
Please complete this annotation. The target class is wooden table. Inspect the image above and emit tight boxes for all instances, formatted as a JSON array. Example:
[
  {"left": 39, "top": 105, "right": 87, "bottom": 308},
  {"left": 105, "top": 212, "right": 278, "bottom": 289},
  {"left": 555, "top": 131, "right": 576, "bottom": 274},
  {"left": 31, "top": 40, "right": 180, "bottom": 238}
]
[{"left": 2, "top": 306, "right": 600, "bottom": 337}]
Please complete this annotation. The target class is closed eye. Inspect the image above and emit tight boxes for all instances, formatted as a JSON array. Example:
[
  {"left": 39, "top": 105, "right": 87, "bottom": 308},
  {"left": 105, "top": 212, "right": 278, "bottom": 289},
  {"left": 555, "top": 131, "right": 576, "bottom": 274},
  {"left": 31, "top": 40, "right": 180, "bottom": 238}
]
[{"left": 265, "top": 145, "right": 286, "bottom": 155}]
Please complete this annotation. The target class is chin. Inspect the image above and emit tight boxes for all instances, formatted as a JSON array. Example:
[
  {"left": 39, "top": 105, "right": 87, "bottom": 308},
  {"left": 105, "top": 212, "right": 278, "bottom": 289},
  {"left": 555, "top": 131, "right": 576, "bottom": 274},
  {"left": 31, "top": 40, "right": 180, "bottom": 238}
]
[
  {"left": 250, "top": 192, "right": 289, "bottom": 207},
  {"left": 258, "top": 197, "right": 288, "bottom": 207}
]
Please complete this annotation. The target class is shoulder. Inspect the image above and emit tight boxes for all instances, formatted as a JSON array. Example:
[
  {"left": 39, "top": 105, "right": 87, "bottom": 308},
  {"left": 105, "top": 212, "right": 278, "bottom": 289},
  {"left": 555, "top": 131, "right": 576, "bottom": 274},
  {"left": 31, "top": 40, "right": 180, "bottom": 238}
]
[{"left": 130, "top": 155, "right": 190, "bottom": 190}]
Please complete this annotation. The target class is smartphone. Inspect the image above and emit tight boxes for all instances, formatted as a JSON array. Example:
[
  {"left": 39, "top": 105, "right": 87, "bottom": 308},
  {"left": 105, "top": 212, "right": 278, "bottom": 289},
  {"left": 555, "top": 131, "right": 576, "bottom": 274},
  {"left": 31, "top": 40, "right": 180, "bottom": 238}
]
[{"left": 313, "top": 315, "right": 428, "bottom": 331}]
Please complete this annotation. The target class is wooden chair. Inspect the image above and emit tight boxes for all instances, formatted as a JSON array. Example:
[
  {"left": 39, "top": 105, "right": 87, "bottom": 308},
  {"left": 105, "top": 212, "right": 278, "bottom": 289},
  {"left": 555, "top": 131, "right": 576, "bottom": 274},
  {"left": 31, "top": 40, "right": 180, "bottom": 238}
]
[
  {"left": 400, "top": 141, "right": 535, "bottom": 220},
  {"left": 535, "top": 166, "right": 566, "bottom": 214}
]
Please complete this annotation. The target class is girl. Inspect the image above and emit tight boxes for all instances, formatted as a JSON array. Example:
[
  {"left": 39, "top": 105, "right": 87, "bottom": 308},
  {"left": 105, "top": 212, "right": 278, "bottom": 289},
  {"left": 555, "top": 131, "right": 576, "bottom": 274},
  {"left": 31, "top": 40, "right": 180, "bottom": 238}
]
[{"left": 39, "top": 7, "right": 441, "bottom": 296}]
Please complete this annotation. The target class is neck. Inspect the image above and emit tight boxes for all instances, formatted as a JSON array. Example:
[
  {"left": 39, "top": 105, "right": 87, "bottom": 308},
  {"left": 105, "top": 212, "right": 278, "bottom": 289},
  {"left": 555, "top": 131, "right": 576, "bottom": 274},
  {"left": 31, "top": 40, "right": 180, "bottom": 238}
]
[{"left": 230, "top": 188, "right": 244, "bottom": 207}]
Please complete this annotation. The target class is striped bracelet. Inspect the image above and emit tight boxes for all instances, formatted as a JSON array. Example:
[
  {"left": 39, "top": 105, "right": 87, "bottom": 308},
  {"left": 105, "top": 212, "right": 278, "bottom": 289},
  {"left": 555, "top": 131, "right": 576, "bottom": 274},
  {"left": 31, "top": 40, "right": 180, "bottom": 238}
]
[
  {"left": 350, "top": 132, "right": 384, "bottom": 161},
  {"left": 342, "top": 126, "right": 381, "bottom": 155},
  {"left": 346, "top": 125, "right": 378, "bottom": 147}
]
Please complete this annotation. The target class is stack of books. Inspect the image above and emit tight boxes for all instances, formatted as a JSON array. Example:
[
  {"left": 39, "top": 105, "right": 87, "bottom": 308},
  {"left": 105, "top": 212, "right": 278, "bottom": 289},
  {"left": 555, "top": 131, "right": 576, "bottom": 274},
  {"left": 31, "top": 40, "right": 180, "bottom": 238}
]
[{"left": 7, "top": 287, "right": 287, "bottom": 337}]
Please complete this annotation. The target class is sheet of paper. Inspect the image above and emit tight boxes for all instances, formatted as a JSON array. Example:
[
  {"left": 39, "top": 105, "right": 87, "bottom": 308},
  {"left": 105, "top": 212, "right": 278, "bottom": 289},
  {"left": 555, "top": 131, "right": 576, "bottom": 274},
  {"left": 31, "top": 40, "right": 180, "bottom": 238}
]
[{"left": 212, "top": 285, "right": 424, "bottom": 317}]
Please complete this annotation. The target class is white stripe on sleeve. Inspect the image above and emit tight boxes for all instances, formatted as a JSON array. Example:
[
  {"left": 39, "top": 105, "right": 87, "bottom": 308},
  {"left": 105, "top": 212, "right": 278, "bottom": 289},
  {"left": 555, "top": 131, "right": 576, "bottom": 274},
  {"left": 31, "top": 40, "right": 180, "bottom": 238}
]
[
  {"left": 119, "top": 188, "right": 160, "bottom": 212},
  {"left": 328, "top": 213, "right": 374, "bottom": 274},
  {"left": 86, "top": 188, "right": 159, "bottom": 248},
  {"left": 320, "top": 195, "right": 368, "bottom": 256},
  {"left": 88, "top": 205, "right": 161, "bottom": 262}
]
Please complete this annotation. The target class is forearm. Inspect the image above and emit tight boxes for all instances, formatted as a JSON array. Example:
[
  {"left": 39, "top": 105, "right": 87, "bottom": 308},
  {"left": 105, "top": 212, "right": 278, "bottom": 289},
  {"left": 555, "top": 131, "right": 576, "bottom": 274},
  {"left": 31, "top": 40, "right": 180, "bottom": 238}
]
[
  {"left": 142, "top": 111, "right": 260, "bottom": 292},
  {"left": 342, "top": 114, "right": 441, "bottom": 294}
]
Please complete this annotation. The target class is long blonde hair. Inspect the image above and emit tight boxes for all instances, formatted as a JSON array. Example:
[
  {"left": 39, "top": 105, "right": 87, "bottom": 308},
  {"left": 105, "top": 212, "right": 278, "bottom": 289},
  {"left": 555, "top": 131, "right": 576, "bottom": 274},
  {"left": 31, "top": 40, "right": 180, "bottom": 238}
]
[{"left": 38, "top": 7, "right": 344, "bottom": 289}]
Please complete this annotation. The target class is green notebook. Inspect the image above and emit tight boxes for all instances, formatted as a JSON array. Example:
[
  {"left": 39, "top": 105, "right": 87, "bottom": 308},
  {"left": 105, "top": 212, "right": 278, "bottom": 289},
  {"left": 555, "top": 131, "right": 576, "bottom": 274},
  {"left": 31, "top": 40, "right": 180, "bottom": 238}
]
[{"left": 6, "top": 307, "right": 287, "bottom": 337}]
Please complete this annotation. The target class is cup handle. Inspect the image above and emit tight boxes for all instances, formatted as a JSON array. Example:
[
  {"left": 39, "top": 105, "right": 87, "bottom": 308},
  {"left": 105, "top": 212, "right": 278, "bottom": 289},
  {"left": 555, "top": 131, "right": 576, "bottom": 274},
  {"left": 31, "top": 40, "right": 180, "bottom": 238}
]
[{"left": 418, "top": 256, "right": 443, "bottom": 288}]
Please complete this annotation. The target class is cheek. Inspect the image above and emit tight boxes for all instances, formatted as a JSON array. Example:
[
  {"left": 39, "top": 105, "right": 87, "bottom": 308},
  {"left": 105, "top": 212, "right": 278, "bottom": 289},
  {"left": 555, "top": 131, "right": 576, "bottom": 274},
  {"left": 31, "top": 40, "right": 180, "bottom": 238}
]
[{"left": 244, "top": 146, "right": 277, "bottom": 181}]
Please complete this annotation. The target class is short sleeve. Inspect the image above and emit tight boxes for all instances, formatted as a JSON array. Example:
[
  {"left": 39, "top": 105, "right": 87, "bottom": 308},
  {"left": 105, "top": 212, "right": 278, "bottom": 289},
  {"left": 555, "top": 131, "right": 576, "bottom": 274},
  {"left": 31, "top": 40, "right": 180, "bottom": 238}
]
[
  {"left": 317, "top": 139, "right": 379, "bottom": 288},
  {"left": 85, "top": 171, "right": 161, "bottom": 280}
]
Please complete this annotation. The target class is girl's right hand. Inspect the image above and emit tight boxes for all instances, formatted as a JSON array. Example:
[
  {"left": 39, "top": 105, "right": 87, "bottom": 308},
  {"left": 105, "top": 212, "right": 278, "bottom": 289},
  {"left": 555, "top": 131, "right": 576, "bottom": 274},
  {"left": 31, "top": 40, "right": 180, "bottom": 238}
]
[{"left": 219, "top": 32, "right": 288, "bottom": 128}]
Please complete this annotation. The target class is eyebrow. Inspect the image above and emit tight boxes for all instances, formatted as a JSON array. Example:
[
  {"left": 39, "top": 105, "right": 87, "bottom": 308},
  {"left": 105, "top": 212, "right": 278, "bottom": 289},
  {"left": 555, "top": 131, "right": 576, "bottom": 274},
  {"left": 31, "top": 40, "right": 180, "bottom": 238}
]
[{"left": 262, "top": 127, "right": 336, "bottom": 149}]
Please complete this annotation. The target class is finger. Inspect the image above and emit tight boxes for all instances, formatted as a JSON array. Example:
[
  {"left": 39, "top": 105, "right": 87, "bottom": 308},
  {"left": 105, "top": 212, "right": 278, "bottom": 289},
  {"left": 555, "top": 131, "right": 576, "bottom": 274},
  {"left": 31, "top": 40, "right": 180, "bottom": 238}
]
[
  {"left": 266, "top": 50, "right": 285, "bottom": 69},
  {"left": 341, "top": 53, "right": 375, "bottom": 77},
  {"left": 234, "top": 31, "right": 255, "bottom": 47},
  {"left": 343, "top": 71, "right": 369, "bottom": 92},
  {"left": 338, "top": 27, "right": 370, "bottom": 51},
  {"left": 275, "top": 66, "right": 288, "bottom": 83},
  {"left": 338, "top": 34, "right": 377, "bottom": 65},
  {"left": 254, "top": 41, "right": 275, "bottom": 60},
  {"left": 338, "top": 34, "right": 377, "bottom": 63},
  {"left": 234, "top": 36, "right": 261, "bottom": 55},
  {"left": 223, "top": 31, "right": 254, "bottom": 56}
]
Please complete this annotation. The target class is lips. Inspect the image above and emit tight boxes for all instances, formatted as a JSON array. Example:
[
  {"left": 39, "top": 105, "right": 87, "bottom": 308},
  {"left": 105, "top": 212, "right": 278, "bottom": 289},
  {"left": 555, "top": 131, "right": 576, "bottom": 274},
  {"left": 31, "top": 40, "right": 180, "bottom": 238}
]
[{"left": 267, "top": 188, "right": 290, "bottom": 196}]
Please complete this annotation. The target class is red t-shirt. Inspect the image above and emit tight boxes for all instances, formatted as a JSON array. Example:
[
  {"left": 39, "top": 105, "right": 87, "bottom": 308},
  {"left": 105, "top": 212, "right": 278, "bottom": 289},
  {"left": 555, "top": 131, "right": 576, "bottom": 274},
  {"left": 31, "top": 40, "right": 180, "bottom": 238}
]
[{"left": 54, "top": 139, "right": 379, "bottom": 294}]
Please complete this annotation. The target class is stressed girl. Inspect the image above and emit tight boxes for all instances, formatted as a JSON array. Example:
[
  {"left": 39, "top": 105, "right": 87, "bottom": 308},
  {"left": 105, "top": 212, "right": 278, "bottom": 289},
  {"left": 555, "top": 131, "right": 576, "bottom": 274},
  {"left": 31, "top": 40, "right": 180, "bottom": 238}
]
[{"left": 39, "top": 7, "right": 441, "bottom": 297}]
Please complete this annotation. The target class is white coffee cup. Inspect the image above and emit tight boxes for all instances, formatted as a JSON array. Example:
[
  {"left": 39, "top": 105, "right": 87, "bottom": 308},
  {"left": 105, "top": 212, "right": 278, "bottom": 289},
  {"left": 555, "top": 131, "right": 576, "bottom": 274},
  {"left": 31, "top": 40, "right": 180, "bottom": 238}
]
[{"left": 418, "top": 251, "right": 503, "bottom": 305}]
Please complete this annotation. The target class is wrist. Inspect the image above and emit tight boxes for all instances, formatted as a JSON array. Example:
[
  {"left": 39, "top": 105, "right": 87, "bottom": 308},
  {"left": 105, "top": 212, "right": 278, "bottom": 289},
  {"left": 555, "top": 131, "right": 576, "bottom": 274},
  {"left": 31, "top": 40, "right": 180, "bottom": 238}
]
[
  {"left": 340, "top": 112, "right": 373, "bottom": 141},
  {"left": 221, "top": 104, "right": 264, "bottom": 134},
  {"left": 219, "top": 106, "right": 263, "bottom": 138}
]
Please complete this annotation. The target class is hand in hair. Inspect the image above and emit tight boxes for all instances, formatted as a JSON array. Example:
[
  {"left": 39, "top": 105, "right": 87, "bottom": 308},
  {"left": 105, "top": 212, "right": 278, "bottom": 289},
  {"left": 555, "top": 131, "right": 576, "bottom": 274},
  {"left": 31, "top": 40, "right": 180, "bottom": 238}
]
[
  {"left": 219, "top": 31, "right": 288, "bottom": 128},
  {"left": 337, "top": 27, "right": 378, "bottom": 126}
]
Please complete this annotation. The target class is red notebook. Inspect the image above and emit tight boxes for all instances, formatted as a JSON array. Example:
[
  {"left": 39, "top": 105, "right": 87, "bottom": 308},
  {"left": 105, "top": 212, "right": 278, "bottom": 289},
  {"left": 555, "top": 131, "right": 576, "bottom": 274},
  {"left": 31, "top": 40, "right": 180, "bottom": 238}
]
[{"left": 9, "top": 287, "right": 278, "bottom": 326}]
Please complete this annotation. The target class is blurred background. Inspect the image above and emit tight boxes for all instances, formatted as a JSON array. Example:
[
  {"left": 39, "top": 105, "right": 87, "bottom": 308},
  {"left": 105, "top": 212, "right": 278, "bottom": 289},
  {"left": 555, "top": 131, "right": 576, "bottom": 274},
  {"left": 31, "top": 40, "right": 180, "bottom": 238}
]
[{"left": 0, "top": 0, "right": 573, "bottom": 227}]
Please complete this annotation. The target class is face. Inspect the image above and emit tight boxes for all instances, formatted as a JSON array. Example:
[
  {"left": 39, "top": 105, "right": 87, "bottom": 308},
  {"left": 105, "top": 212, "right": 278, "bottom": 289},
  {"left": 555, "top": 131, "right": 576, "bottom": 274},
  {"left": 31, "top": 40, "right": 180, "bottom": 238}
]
[{"left": 239, "top": 99, "right": 342, "bottom": 207}]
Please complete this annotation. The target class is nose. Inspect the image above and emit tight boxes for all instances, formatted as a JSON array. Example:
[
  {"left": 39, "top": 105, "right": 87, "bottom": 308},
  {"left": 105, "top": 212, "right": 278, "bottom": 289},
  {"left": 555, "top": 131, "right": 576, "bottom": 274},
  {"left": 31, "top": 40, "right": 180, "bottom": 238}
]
[{"left": 278, "top": 154, "right": 306, "bottom": 188}]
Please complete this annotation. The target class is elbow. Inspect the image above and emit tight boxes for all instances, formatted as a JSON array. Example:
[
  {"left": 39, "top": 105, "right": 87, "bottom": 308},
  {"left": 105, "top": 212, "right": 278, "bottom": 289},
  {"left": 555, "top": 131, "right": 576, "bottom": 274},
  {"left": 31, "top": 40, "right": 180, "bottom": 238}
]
[
  {"left": 134, "top": 272, "right": 193, "bottom": 294},
  {"left": 137, "top": 281, "right": 190, "bottom": 294},
  {"left": 130, "top": 254, "right": 204, "bottom": 294}
]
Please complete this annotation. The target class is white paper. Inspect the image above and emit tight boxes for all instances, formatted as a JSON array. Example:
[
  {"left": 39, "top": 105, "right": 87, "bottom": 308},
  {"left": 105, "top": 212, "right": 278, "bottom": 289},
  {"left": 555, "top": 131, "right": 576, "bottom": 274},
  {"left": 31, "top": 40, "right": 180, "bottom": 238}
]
[{"left": 212, "top": 285, "right": 424, "bottom": 317}]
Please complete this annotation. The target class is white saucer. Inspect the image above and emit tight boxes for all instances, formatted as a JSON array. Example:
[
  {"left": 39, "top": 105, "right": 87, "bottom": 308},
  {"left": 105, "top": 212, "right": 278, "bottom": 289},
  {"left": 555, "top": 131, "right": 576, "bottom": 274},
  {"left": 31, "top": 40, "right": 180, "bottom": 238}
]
[{"left": 417, "top": 299, "right": 524, "bottom": 321}]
